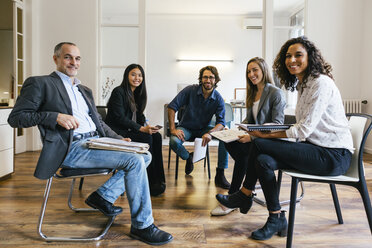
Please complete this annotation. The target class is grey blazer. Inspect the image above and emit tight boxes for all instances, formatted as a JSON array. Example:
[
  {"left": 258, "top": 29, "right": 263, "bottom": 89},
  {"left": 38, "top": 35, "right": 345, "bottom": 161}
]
[
  {"left": 243, "top": 83, "right": 286, "bottom": 124},
  {"left": 8, "top": 72, "right": 122, "bottom": 179}
]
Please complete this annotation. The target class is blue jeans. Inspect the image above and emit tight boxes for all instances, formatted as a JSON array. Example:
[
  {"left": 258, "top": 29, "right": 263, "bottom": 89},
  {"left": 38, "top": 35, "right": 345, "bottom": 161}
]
[
  {"left": 242, "top": 138, "right": 352, "bottom": 212},
  {"left": 62, "top": 136, "right": 154, "bottom": 229},
  {"left": 169, "top": 126, "right": 229, "bottom": 169}
]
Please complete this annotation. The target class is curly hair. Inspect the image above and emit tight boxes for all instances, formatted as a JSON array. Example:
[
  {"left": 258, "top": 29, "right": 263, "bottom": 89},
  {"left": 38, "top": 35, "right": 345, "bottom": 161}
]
[
  {"left": 198, "top": 65, "right": 221, "bottom": 88},
  {"left": 273, "top": 36, "right": 333, "bottom": 91},
  {"left": 245, "top": 57, "right": 273, "bottom": 108}
]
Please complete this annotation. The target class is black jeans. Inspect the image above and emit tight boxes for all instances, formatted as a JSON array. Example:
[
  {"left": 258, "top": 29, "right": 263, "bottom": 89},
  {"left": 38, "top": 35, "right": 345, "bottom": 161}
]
[
  {"left": 242, "top": 138, "right": 352, "bottom": 211},
  {"left": 120, "top": 130, "right": 165, "bottom": 186},
  {"left": 225, "top": 141, "right": 252, "bottom": 194}
]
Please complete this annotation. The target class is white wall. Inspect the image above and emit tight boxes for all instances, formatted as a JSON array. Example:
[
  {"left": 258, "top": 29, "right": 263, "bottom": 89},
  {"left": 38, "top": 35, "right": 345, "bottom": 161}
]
[
  {"left": 306, "top": 0, "right": 372, "bottom": 152},
  {"left": 30, "top": 0, "right": 98, "bottom": 92},
  {"left": 146, "top": 14, "right": 262, "bottom": 128},
  {"left": 361, "top": 0, "right": 372, "bottom": 152}
]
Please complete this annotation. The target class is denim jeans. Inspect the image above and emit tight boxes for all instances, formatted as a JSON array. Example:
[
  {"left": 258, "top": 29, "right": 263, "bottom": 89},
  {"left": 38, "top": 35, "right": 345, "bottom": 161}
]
[
  {"left": 242, "top": 138, "right": 352, "bottom": 212},
  {"left": 169, "top": 126, "right": 229, "bottom": 169},
  {"left": 62, "top": 136, "right": 154, "bottom": 229}
]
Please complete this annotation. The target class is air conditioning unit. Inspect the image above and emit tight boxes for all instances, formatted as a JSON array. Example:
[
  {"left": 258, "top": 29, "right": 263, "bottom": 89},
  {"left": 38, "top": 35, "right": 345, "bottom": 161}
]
[{"left": 242, "top": 18, "right": 262, "bottom": 29}]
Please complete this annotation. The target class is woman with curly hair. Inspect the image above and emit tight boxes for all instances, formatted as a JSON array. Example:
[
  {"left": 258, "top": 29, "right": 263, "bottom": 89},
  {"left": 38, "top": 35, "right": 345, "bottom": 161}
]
[{"left": 215, "top": 36, "right": 353, "bottom": 241}]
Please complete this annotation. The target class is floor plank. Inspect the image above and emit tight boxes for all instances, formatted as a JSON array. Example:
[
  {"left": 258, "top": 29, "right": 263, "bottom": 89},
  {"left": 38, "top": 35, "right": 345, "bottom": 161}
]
[{"left": 0, "top": 148, "right": 371, "bottom": 247}]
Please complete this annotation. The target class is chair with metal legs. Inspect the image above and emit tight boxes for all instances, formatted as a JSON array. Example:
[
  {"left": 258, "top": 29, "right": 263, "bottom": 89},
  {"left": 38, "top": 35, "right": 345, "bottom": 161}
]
[
  {"left": 283, "top": 113, "right": 372, "bottom": 248},
  {"left": 37, "top": 167, "right": 115, "bottom": 241}
]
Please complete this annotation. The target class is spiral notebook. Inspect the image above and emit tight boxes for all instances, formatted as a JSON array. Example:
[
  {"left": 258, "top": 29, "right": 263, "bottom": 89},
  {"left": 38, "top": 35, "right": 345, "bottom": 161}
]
[{"left": 236, "top": 123, "right": 292, "bottom": 132}]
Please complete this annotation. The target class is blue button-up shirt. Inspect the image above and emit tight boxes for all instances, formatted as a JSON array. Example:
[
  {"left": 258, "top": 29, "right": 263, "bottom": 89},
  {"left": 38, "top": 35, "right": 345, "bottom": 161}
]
[
  {"left": 168, "top": 84, "right": 225, "bottom": 130},
  {"left": 55, "top": 71, "right": 96, "bottom": 135}
]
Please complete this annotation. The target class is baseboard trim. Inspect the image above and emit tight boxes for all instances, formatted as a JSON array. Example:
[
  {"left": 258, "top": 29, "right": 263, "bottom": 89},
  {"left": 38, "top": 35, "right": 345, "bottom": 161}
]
[{"left": 364, "top": 146, "right": 372, "bottom": 154}]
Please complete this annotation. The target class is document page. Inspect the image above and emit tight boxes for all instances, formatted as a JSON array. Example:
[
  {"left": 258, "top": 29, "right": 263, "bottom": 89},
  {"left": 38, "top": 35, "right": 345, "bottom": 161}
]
[{"left": 192, "top": 138, "right": 207, "bottom": 163}]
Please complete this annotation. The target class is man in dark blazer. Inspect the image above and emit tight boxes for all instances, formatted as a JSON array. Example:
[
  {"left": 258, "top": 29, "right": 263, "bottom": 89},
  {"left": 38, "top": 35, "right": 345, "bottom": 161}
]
[{"left": 8, "top": 42, "right": 172, "bottom": 246}]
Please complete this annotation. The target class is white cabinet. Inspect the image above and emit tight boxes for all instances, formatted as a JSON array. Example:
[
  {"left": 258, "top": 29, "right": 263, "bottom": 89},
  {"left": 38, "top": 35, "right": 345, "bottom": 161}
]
[{"left": 0, "top": 108, "right": 14, "bottom": 179}]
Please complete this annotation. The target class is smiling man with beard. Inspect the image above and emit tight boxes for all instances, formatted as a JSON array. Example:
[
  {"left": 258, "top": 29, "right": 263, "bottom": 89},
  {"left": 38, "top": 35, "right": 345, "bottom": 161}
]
[{"left": 167, "top": 66, "right": 230, "bottom": 189}]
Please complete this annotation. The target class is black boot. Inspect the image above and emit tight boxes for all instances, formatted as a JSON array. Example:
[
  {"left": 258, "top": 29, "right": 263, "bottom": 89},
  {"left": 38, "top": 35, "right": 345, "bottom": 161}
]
[
  {"left": 149, "top": 182, "right": 166, "bottom": 196},
  {"left": 251, "top": 210, "right": 288, "bottom": 240},
  {"left": 214, "top": 168, "right": 231, "bottom": 189},
  {"left": 185, "top": 152, "right": 194, "bottom": 175},
  {"left": 216, "top": 191, "right": 255, "bottom": 214}
]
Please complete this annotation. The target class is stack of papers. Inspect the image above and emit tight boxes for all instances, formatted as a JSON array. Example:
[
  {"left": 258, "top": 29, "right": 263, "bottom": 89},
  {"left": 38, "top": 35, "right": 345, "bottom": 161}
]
[
  {"left": 210, "top": 129, "right": 247, "bottom": 143},
  {"left": 86, "top": 137, "right": 149, "bottom": 154}
]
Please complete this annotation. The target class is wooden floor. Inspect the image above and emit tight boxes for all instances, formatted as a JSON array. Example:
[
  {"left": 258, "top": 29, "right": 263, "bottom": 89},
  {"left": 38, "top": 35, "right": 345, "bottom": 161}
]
[{"left": 0, "top": 147, "right": 372, "bottom": 248}]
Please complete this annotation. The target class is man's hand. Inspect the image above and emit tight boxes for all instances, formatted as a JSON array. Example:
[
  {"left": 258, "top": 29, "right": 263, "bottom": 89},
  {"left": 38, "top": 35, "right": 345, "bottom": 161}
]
[
  {"left": 238, "top": 134, "right": 251, "bottom": 143},
  {"left": 201, "top": 133, "right": 212, "bottom": 146},
  {"left": 170, "top": 129, "right": 185, "bottom": 142},
  {"left": 57, "top": 113, "right": 79, "bottom": 130},
  {"left": 140, "top": 125, "right": 160, "bottom": 134}
]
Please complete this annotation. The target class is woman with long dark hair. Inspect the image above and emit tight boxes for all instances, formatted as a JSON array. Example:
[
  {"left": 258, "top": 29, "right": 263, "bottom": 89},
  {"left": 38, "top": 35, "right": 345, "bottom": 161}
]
[
  {"left": 216, "top": 37, "right": 353, "bottom": 240},
  {"left": 211, "top": 57, "right": 285, "bottom": 216},
  {"left": 105, "top": 64, "right": 165, "bottom": 196}
]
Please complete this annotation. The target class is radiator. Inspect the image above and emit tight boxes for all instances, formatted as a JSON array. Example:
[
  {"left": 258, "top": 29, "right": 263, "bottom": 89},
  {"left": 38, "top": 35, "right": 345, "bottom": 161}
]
[{"left": 342, "top": 99, "right": 366, "bottom": 113}]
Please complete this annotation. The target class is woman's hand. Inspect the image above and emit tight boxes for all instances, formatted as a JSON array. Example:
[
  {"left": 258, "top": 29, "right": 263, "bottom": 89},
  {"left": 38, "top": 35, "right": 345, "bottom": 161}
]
[
  {"left": 238, "top": 134, "right": 251, "bottom": 143},
  {"left": 122, "top": 138, "right": 131, "bottom": 142},
  {"left": 140, "top": 125, "right": 159, "bottom": 134}
]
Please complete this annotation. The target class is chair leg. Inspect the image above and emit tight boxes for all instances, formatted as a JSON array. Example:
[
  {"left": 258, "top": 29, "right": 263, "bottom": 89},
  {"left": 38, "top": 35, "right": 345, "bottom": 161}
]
[
  {"left": 168, "top": 146, "right": 171, "bottom": 169},
  {"left": 253, "top": 171, "right": 305, "bottom": 207},
  {"left": 329, "top": 184, "right": 343, "bottom": 224},
  {"left": 206, "top": 145, "right": 211, "bottom": 179},
  {"left": 68, "top": 178, "right": 99, "bottom": 212},
  {"left": 286, "top": 177, "right": 299, "bottom": 248},
  {"left": 175, "top": 155, "right": 179, "bottom": 180},
  {"left": 38, "top": 177, "right": 115, "bottom": 241},
  {"left": 358, "top": 179, "right": 372, "bottom": 234},
  {"left": 78, "top": 177, "right": 84, "bottom": 190}
]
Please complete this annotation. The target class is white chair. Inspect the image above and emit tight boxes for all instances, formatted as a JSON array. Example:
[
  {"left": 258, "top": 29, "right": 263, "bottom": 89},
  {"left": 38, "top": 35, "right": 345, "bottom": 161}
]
[{"left": 283, "top": 113, "right": 372, "bottom": 248}]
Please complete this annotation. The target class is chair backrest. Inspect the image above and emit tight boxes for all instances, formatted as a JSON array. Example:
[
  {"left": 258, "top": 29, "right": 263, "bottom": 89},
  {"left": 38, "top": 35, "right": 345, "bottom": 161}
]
[
  {"left": 210, "top": 103, "right": 234, "bottom": 128},
  {"left": 344, "top": 114, "right": 372, "bottom": 179},
  {"left": 96, "top": 106, "right": 108, "bottom": 122}
]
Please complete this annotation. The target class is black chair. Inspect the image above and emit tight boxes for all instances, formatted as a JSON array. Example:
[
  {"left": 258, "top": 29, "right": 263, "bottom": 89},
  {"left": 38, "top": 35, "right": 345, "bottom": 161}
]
[
  {"left": 165, "top": 105, "right": 210, "bottom": 180},
  {"left": 283, "top": 113, "right": 372, "bottom": 248},
  {"left": 37, "top": 168, "right": 115, "bottom": 241}
]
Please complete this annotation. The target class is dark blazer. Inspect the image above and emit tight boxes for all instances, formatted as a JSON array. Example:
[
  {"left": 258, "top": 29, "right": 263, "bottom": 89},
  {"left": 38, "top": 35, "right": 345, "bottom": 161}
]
[
  {"left": 8, "top": 72, "right": 122, "bottom": 180},
  {"left": 243, "top": 83, "right": 286, "bottom": 124},
  {"left": 105, "top": 86, "right": 146, "bottom": 135}
]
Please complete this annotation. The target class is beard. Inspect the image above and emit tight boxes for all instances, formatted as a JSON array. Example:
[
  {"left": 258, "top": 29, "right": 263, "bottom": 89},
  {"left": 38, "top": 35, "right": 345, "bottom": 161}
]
[{"left": 202, "top": 81, "right": 214, "bottom": 91}]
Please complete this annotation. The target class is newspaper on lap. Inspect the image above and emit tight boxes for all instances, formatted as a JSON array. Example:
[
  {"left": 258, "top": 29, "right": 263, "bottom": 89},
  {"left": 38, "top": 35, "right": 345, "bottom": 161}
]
[{"left": 86, "top": 137, "right": 149, "bottom": 154}]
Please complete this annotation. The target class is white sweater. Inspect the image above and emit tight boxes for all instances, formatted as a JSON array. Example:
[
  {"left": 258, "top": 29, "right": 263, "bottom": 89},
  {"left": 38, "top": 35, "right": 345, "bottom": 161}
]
[{"left": 285, "top": 75, "right": 354, "bottom": 153}]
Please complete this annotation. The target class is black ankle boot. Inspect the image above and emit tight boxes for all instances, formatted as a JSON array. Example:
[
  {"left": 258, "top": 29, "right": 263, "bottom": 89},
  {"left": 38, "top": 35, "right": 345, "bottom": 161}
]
[
  {"left": 214, "top": 168, "right": 231, "bottom": 189},
  {"left": 251, "top": 210, "right": 288, "bottom": 240},
  {"left": 216, "top": 191, "right": 255, "bottom": 214}
]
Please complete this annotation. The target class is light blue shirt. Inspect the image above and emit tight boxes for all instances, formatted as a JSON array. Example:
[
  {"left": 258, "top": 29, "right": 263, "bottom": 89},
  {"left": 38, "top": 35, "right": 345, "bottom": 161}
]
[{"left": 55, "top": 71, "right": 96, "bottom": 135}]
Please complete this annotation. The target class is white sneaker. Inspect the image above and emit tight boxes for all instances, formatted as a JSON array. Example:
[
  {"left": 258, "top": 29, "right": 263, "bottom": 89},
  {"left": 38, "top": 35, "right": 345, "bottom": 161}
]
[{"left": 210, "top": 205, "right": 236, "bottom": 216}]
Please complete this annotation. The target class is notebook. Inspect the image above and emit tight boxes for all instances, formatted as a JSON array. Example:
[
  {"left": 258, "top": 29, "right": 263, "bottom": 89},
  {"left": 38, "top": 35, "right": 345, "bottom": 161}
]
[
  {"left": 210, "top": 129, "right": 247, "bottom": 143},
  {"left": 236, "top": 123, "right": 292, "bottom": 132}
]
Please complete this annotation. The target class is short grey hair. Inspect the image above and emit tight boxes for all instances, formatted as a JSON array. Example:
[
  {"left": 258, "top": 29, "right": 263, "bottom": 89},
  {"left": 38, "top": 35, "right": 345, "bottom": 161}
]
[{"left": 54, "top": 42, "right": 77, "bottom": 56}]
